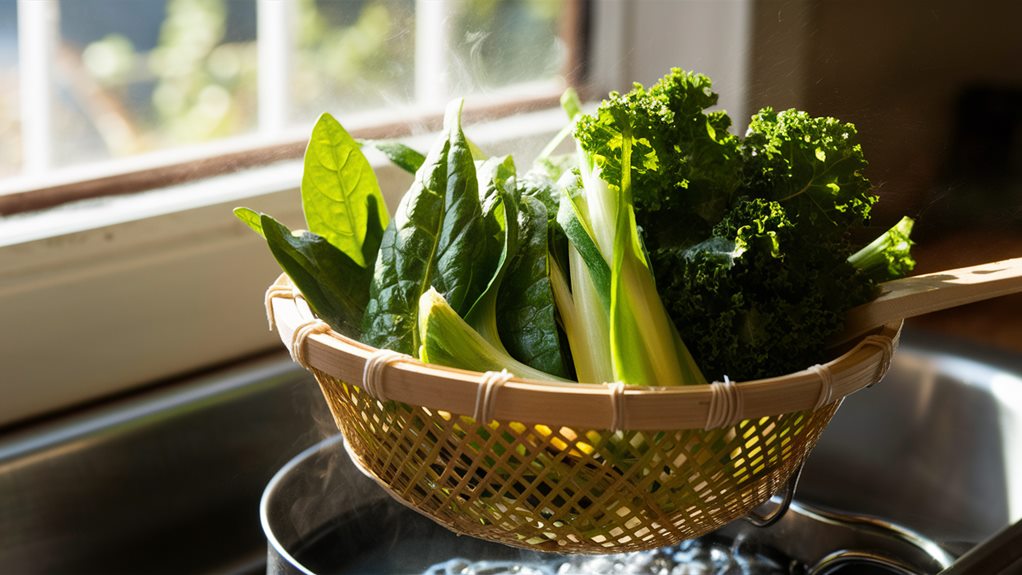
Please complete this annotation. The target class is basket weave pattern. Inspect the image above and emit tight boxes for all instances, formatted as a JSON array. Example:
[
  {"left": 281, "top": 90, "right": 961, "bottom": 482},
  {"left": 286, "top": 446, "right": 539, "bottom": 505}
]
[
  {"left": 268, "top": 275, "right": 898, "bottom": 553},
  {"left": 313, "top": 368, "right": 840, "bottom": 553}
]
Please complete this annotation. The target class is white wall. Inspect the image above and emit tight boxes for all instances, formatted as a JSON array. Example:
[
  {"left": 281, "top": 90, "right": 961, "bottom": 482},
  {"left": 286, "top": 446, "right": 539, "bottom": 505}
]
[{"left": 590, "top": 0, "right": 752, "bottom": 131}]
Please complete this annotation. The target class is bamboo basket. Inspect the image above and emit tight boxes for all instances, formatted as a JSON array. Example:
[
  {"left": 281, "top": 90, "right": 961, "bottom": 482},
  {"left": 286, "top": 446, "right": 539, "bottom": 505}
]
[{"left": 266, "top": 274, "right": 901, "bottom": 554}]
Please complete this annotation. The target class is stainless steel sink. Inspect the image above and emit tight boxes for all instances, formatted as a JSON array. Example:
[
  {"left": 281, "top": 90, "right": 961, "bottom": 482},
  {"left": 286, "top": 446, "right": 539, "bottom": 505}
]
[
  {"left": 800, "top": 334, "right": 1022, "bottom": 547},
  {"left": 0, "top": 353, "right": 332, "bottom": 574},
  {"left": 0, "top": 329, "right": 1019, "bottom": 573}
]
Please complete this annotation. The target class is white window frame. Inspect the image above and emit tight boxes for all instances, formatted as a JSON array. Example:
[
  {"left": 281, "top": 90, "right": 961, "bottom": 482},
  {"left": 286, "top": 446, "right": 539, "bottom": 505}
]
[{"left": 0, "top": 1, "right": 755, "bottom": 427}]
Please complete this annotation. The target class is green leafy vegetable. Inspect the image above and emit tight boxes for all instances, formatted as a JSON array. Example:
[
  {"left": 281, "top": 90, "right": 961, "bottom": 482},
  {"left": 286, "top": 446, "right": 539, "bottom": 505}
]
[
  {"left": 608, "top": 118, "right": 706, "bottom": 386},
  {"left": 848, "top": 216, "right": 916, "bottom": 283},
  {"left": 301, "top": 113, "right": 389, "bottom": 268},
  {"left": 243, "top": 66, "right": 917, "bottom": 395},
  {"left": 362, "top": 99, "right": 497, "bottom": 355},
  {"left": 577, "top": 69, "right": 914, "bottom": 382},
  {"left": 235, "top": 114, "right": 388, "bottom": 337},
  {"left": 560, "top": 100, "right": 707, "bottom": 387},
  {"left": 655, "top": 197, "right": 872, "bottom": 380},
  {"left": 464, "top": 155, "right": 519, "bottom": 348},
  {"left": 419, "top": 288, "right": 566, "bottom": 382},
  {"left": 742, "top": 108, "right": 875, "bottom": 242},
  {"left": 249, "top": 197, "right": 384, "bottom": 336},
  {"left": 373, "top": 141, "right": 425, "bottom": 174},
  {"left": 574, "top": 69, "right": 743, "bottom": 252},
  {"left": 497, "top": 195, "right": 571, "bottom": 378}
]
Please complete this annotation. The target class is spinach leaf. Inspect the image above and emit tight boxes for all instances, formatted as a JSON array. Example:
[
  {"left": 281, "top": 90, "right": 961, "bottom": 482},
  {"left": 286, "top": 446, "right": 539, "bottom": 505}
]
[
  {"left": 518, "top": 169, "right": 560, "bottom": 216},
  {"left": 497, "top": 195, "right": 571, "bottom": 378},
  {"left": 373, "top": 141, "right": 425, "bottom": 174},
  {"left": 519, "top": 168, "right": 570, "bottom": 283},
  {"left": 302, "top": 113, "right": 389, "bottom": 268},
  {"left": 362, "top": 99, "right": 495, "bottom": 354},
  {"left": 259, "top": 196, "right": 385, "bottom": 337},
  {"left": 465, "top": 155, "right": 518, "bottom": 347}
]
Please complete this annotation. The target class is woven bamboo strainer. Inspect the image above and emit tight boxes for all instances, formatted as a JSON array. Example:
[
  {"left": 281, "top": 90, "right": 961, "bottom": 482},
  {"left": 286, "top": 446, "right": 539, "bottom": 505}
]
[{"left": 265, "top": 257, "right": 1022, "bottom": 554}]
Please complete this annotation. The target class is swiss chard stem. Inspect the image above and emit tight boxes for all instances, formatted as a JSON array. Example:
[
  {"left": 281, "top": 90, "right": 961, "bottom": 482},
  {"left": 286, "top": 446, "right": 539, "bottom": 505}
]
[
  {"left": 847, "top": 216, "right": 916, "bottom": 283},
  {"left": 419, "top": 288, "right": 565, "bottom": 382}
]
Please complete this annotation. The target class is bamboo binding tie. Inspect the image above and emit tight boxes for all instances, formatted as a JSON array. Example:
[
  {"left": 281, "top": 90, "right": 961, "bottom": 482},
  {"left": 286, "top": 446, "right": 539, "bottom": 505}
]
[
  {"left": 860, "top": 334, "right": 895, "bottom": 382},
  {"left": 705, "top": 376, "right": 743, "bottom": 430},
  {"left": 362, "top": 348, "right": 412, "bottom": 401},
  {"left": 289, "top": 319, "right": 333, "bottom": 367},
  {"left": 808, "top": 364, "right": 835, "bottom": 409},
  {"left": 473, "top": 370, "right": 514, "bottom": 423},
  {"left": 264, "top": 283, "right": 301, "bottom": 331},
  {"left": 605, "top": 381, "right": 626, "bottom": 432}
]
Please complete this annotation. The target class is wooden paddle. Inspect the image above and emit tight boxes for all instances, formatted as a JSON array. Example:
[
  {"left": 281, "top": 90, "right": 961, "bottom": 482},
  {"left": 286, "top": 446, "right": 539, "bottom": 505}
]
[{"left": 834, "top": 257, "right": 1022, "bottom": 346}]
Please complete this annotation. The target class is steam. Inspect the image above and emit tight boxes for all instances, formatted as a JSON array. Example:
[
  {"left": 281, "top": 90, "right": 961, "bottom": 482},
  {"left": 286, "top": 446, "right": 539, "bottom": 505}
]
[{"left": 279, "top": 385, "right": 401, "bottom": 542}]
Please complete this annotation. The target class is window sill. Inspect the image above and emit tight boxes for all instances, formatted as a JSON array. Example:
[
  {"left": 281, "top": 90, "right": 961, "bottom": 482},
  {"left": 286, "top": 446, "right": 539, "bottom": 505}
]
[{"left": 0, "top": 106, "right": 568, "bottom": 428}]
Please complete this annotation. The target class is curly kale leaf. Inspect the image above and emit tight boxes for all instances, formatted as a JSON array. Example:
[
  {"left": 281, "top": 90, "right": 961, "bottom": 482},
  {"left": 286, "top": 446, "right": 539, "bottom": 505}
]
[
  {"left": 742, "top": 107, "right": 876, "bottom": 244},
  {"left": 654, "top": 198, "right": 874, "bottom": 381},
  {"left": 574, "top": 69, "right": 743, "bottom": 252}
]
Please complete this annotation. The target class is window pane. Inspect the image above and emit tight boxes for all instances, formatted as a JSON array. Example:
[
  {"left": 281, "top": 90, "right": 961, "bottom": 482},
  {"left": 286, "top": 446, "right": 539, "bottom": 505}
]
[
  {"left": 0, "top": 1, "right": 18, "bottom": 177},
  {"left": 54, "top": 0, "right": 258, "bottom": 167},
  {"left": 290, "top": 0, "right": 417, "bottom": 124},
  {"left": 449, "top": 0, "right": 568, "bottom": 94},
  {"left": 3, "top": 0, "right": 576, "bottom": 190}
]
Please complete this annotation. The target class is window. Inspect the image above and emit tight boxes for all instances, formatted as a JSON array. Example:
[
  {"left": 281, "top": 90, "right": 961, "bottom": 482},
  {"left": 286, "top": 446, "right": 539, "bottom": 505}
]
[
  {"left": 0, "top": 0, "right": 586, "bottom": 428},
  {"left": 1, "top": 0, "right": 580, "bottom": 211}
]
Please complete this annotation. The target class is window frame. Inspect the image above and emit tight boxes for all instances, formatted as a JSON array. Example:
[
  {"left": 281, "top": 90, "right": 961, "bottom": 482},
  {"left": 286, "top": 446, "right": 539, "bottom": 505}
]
[
  {"left": 3, "top": 0, "right": 588, "bottom": 215},
  {"left": 0, "top": 88, "right": 568, "bottom": 216}
]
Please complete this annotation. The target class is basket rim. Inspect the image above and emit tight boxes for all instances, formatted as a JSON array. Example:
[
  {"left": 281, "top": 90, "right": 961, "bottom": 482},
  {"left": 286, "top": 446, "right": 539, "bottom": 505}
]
[{"left": 268, "top": 274, "right": 902, "bottom": 431}]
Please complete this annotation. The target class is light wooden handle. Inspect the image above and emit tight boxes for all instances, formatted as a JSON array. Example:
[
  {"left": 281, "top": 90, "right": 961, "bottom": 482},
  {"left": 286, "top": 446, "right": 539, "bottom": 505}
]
[{"left": 835, "top": 257, "right": 1022, "bottom": 346}]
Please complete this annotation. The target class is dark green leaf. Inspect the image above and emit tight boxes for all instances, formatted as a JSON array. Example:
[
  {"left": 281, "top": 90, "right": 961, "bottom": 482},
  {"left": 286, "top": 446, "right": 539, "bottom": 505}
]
[
  {"left": 654, "top": 198, "right": 874, "bottom": 380},
  {"left": 362, "top": 99, "right": 495, "bottom": 354},
  {"left": 498, "top": 196, "right": 571, "bottom": 377},
  {"left": 573, "top": 69, "right": 743, "bottom": 253},
  {"left": 360, "top": 195, "right": 386, "bottom": 271},
  {"left": 261, "top": 214, "right": 372, "bottom": 337},
  {"left": 476, "top": 155, "right": 519, "bottom": 259},
  {"left": 361, "top": 143, "right": 449, "bottom": 354},
  {"left": 373, "top": 141, "right": 425, "bottom": 174},
  {"left": 466, "top": 155, "right": 519, "bottom": 346},
  {"left": 742, "top": 107, "right": 875, "bottom": 241},
  {"left": 431, "top": 100, "right": 494, "bottom": 315}
]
